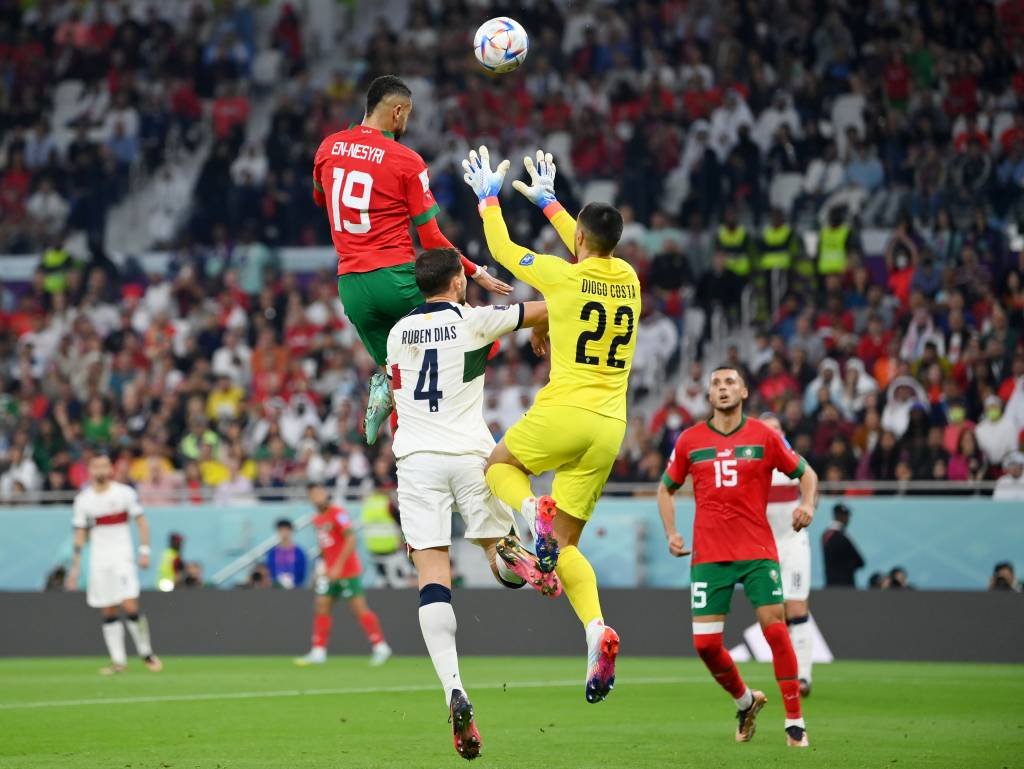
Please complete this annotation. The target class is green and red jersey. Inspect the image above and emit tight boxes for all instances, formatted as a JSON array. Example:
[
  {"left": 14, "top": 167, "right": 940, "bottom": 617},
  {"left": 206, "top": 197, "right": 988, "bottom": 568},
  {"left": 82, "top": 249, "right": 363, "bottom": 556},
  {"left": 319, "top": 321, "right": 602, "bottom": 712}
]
[
  {"left": 313, "top": 125, "right": 439, "bottom": 276},
  {"left": 312, "top": 505, "right": 362, "bottom": 579},
  {"left": 662, "top": 416, "right": 806, "bottom": 564}
]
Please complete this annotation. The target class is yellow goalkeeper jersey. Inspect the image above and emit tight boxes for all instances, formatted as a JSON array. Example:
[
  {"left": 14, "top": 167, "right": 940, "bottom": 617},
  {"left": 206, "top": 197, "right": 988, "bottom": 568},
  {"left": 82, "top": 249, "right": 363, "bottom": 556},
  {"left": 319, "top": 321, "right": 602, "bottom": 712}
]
[{"left": 480, "top": 202, "right": 641, "bottom": 422}]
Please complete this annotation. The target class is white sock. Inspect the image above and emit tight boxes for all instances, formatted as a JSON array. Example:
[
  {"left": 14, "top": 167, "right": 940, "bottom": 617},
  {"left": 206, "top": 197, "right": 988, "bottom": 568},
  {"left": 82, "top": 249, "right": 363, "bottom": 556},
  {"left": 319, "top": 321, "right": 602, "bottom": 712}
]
[
  {"left": 419, "top": 601, "right": 464, "bottom": 706},
  {"left": 520, "top": 497, "right": 538, "bottom": 530},
  {"left": 494, "top": 553, "right": 525, "bottom": 586},
  {"left": 585, "top": 618, "right": 605, "bottom": 645},
  {"left": 788, "top": 617, "right": 813, "bottom": 682},
  {"left": 734, "top": 687, "right": 753, "bottom": 710},
  {"left": 125, "top": 615, "right": 153, "bottom": 658},
  {"left": 102, "top": 619, "right": 127, "bottom": 666},
  {"left": 785, "top": 717, "right": 806, "bottom": 730},
  {"left": 310, "top": 646, "right": 327, "bottom": 660}
]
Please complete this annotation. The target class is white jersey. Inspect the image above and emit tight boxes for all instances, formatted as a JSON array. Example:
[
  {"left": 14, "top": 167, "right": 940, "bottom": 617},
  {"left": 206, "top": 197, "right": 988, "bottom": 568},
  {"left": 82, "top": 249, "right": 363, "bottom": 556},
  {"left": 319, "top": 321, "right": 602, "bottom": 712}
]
[
  {"left": 765, "top": 468, "right": 801, "bottom": 539},
  {"left": 72, "top": 482, "right": 143, "bottom": 563},
  {"left": 387, "top": 300, "right": 525, "bottom": 459}
]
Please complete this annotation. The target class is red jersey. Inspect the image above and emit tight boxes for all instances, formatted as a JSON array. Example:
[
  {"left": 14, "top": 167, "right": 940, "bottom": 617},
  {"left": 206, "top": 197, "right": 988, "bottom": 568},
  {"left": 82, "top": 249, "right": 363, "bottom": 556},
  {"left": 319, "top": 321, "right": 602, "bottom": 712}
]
[
  {"left": 312, "top": 125, "right": 439, "bottom": 276},
  {"left": 663, "top": 416, "right": 806, "bottom": 564},
  {"left": 313, "top": 505, "right": 361, "bottom": 578}
]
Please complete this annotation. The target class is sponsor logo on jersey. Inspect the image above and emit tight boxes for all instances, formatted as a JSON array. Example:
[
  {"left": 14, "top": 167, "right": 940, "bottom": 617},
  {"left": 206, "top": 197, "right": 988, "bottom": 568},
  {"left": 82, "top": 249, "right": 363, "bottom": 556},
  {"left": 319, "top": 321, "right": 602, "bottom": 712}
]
[
  {"left": 519, "top": 253, "right": 535, "bottom": 266},
  {"left": 717, "top": 449, "right": 732, "bottom": 458}
]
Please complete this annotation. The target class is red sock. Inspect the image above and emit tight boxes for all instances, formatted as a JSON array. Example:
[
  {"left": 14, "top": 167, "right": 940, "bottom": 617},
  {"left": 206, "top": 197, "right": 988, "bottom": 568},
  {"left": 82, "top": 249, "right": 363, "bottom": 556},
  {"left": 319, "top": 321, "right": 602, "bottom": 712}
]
[
  {"left": 312, "top": 613, "right": 332, "bottom": 648},
  {"left": 763, "top": 621, "right": 802, "bottom": 719},
  {"left": 358, "top": 610, "right": 384, "bottom": 645},
  {"left": 694, "top": 629, "right": 747, "bottom": 699}
]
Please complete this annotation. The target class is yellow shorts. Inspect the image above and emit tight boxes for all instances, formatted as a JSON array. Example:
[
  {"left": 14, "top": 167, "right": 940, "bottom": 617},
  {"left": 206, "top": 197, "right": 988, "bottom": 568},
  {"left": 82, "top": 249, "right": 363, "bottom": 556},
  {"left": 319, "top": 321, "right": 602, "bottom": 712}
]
[{"left": 503, "top": 405, "right": 626, "bottom": 521}]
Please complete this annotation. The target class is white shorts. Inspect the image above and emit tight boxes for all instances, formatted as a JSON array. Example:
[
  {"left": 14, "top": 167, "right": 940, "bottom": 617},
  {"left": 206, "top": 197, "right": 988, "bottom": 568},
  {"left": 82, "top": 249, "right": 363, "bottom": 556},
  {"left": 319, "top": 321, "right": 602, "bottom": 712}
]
[
  {"left": 87, "top": 557, "right": 140, "bottom": 608},
  {"left": 396, "top": 452, "right": 515, "bottom": 550},
  {"left": 774, "top": 528, "right": 811, "bottom": 602}
]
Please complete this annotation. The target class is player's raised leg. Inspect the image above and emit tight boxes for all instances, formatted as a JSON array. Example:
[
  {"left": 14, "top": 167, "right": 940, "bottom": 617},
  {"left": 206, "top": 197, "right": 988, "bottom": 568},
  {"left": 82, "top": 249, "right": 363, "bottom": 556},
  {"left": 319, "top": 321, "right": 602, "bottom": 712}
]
[
  {"left": 413, "top": 547, "right": 481, "bottom": 761},
  {"left": 121, "top": 597, "right": 161, "bottom": 672},
  {"left": 99, "top": 607, "right": 128, "bottom": 675},
  {"left": 345, "top": 591, "right": 391, "bottom": 666},
  {"left": 484, "top": 444, "right": 559, "bottom": 573}
]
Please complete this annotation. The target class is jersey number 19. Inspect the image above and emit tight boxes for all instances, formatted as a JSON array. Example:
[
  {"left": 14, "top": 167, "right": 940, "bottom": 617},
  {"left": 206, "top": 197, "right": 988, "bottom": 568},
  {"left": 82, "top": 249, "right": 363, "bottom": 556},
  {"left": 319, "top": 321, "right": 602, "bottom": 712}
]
[{"left": 330, "top": 168, "right": 373, "bottom": 234}]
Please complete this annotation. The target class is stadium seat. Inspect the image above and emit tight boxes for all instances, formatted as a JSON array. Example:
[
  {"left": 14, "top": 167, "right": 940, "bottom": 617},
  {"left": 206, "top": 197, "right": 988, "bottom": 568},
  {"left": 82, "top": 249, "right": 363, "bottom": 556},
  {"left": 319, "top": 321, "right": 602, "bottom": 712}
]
[{"left": 769, "top": 173, "right": 804, "bottom": 215}]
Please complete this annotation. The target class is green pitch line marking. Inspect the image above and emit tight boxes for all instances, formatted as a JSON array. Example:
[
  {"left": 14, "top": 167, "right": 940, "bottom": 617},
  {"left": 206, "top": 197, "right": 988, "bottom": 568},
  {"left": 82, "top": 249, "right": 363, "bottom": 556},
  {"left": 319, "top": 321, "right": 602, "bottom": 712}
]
[{"left": 0, "top": 675, "right": 706, "bottom": 710}]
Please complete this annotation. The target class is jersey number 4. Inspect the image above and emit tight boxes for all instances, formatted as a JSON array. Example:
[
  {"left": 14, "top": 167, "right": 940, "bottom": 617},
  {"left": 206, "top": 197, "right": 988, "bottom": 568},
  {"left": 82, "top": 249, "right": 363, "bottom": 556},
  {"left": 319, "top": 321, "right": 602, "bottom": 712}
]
[
  {"left": 575, "top": 301, "right": 635, "bottom": 368},
  {"left": 330, "top": 168, "right": 373, "bottom": 234},
  {"left": 414, "top": 348, "right": 443, "bottom": 412}
]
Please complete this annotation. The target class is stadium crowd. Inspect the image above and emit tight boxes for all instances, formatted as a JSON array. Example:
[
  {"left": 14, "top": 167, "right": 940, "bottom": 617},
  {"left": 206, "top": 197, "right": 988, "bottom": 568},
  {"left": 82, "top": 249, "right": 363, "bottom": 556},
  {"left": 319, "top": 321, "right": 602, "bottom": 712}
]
[{"left": 3, "top": 0, "right": 1024, "bottom": 502}]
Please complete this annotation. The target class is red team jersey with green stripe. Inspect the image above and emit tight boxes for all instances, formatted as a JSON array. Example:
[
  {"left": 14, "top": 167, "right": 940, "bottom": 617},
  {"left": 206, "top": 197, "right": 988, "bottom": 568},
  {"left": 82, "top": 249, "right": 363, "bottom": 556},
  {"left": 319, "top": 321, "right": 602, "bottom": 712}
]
[
  {"left": 313, "top": 126, "right": 440, "bottom": 275},
  {"left": 663, "top": 417, "right": 806, "bottom": 565},
  {"left": 313, "top": 505, "right": 362, "bottom": 579}
]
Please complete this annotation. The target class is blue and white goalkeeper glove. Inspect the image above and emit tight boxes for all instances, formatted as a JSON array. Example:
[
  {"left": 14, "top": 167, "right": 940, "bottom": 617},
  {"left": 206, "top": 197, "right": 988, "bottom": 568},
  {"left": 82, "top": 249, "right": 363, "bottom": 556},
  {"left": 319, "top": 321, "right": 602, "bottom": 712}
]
[
  {"left": 462, "top": 145, "right": 510, "bottom": 202},
  {"left": 512, "top": 149, "right": 558, "bottom": 208}
]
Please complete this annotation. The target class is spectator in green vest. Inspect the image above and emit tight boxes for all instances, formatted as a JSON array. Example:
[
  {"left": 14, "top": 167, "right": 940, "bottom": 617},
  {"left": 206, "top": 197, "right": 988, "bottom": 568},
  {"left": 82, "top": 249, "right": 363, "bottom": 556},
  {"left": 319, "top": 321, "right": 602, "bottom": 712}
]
[
  {"left": 715, "top": 205, "right": 756, "bottom": 277},
  {"left": 817, "top": 206, "right": 859, "bottom": 278}
]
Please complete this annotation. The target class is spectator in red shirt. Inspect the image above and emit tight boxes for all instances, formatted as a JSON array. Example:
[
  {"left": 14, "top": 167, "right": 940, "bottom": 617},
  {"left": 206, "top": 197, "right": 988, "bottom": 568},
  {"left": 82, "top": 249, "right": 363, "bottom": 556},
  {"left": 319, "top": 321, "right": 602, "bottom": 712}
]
[
  {"left": 856, "top": 315, "right": 892, "bottom": 369},
  {"left": 758, "top": 355, "right": 800, "bottom": 411},
  {"left": 212, "top": 81, "right": 250, "bottom": 142}
]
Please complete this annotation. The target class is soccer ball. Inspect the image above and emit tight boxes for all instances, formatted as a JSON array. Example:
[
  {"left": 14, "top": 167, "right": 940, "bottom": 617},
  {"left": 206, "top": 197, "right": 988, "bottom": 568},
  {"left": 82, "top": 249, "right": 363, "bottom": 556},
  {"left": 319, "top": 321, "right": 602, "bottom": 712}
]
[{"left": 473, "top": 17, "right": 529, "bottom": 74}]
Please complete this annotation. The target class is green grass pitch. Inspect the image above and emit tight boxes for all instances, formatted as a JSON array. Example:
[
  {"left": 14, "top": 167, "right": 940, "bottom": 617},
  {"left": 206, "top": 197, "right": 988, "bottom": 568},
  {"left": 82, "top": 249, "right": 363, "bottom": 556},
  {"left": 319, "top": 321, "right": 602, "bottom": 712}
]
[{"left": 1, "top": 656, "right": 1020, "bottom": 768}]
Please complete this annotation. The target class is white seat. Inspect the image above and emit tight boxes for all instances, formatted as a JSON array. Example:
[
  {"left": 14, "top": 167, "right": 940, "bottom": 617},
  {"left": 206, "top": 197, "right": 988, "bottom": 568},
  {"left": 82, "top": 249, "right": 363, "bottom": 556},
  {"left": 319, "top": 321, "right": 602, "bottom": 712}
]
[
  {"left": 831, "top": 93, "right": 866, "bottom": 157},
  {"left": 769, "top": 173, "right": 803, "bottom": 214},
  {"left": 544, "top": 130, "right": 574, "bottom": 180},
  {"left": 991, "top": 111, "right": 1014, "bottom": 145},
  {"left": 582, "top": 179, "right": 618, "bottom": 205}
]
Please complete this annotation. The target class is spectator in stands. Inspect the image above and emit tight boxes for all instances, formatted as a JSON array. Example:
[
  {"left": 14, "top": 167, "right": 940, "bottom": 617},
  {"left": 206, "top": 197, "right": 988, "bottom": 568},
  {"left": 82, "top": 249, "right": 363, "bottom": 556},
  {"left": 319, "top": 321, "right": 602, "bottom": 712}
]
[
  {"left": 993, "top": 452, "right": 1024, "bottom": 501},
  {"left": 976, "top": 396, "right": 1019, "bottom": 466},
  {"left": 887, "top": 567, "right": 912, "bottom": 590},
  {"left": 988, "top": 562, "right": 1022, "bottom": 592},
  {"left": 948, "top": 427, "right": 988, "bottom": 482},
  {"left": 822, "top": 503, "right": 865, "bottom": 588},
  {"left": 267, "top": 518, "right": 307, "bottom": 589}
]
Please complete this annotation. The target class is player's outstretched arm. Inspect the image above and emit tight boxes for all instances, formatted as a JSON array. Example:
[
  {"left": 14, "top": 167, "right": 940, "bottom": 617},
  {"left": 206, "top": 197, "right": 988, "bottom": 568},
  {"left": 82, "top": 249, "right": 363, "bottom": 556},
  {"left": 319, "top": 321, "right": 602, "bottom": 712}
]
[
  {"left": 136, "top": 513, "right": 152, "bottom": 569},
  {"left": 657, "top": 482, "right": 691, "bottom": 558},
  {"left": 463, "top": 145, "right": 569, "bottom": 290},
  {"left": 512, "top": 150, "right": 577, "bottom": 256},
  {"left": 519, "top": 300, "right": 548, "bottom": 329},
  {"left": 415, "top": 217, "right": 513, "bottom": 295}
]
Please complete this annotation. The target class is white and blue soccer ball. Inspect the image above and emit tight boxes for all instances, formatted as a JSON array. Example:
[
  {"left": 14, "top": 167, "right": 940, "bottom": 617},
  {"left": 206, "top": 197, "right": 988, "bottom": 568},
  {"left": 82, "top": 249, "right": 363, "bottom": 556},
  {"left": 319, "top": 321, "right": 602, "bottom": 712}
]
[{"left": 473, "top": 17, "right": 529, "bottom": 74}]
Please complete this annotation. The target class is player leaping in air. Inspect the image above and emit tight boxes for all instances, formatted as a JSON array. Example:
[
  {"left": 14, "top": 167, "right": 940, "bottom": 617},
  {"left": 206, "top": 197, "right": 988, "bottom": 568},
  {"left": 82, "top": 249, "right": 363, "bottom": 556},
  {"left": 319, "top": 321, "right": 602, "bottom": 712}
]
[
  {"left": 386, "top": 248, "right": 560, "bottom": 760},
  {"left": 657, "top": 367, "right": 818, "bottom": 747},
  {"left": 312, "top": 75, "right": 511, "bottom": 445},
  {"left": 462, "top": 146, "right": 641, "bottom": 704}
]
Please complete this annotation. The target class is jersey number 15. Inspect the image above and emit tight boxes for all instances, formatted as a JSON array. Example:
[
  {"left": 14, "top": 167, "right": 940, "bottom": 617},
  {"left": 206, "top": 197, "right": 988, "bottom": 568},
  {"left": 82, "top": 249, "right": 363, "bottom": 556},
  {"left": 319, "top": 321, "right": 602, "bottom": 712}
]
[{"left": 330, "top": 168, "right": 373, "bottom": 234}]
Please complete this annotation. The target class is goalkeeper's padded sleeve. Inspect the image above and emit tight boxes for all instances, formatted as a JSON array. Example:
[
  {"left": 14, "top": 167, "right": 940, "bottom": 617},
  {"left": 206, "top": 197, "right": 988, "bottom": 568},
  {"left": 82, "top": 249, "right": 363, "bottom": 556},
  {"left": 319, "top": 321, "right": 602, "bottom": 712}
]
[{"left": 416, "top": 217, "right": 479, "bottom": 276}]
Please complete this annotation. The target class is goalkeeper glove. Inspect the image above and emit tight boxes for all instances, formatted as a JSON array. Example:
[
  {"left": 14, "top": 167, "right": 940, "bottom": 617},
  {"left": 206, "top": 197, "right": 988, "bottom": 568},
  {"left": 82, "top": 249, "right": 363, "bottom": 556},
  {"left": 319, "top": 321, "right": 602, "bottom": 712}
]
[
  {"left": 461, "top": 145, "right": 510, "bottom": 201},
  {"left": 512, "top": 149, "right": 558, "bottom": 208}
]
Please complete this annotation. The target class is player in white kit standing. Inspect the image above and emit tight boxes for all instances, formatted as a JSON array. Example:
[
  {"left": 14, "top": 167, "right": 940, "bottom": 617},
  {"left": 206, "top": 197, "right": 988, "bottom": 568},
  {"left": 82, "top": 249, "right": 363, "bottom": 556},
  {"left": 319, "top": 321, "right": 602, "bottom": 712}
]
[
  {"left": 760, "top": 413, "right": 814, "bottom": 695},
  {"left": 67, "top": 454, "right": 162, "bottom": 675},
  {"left": 386, "top": 247, "right": 558, "bottom": 760}
]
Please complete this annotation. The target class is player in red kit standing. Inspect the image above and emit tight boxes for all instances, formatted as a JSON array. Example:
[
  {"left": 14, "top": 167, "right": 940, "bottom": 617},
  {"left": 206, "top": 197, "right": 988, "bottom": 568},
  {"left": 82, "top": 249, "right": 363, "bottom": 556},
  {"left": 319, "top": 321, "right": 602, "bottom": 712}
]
[
  {"left": 295, "top": 483, "right": 392, "bottom": 666},
  {"left": 656, "top": 367, "right": 819, "bottom": 747},
  {"left": 312, "top": 75, "right": 511, "bottom": 444}
]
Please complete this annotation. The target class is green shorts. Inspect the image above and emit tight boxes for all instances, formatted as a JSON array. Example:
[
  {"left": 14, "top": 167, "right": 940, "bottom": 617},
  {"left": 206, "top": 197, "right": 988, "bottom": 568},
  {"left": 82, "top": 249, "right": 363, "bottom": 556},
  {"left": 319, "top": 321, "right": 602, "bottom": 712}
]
[
  {"left": 337, "top": 264, "right": 423, "bottom": 365},
  {"left": 690, "top": 559, "right": 784, "bottom": 616},
  {"left": 314, "top": 575, "right": 364, "bottom": 600}
]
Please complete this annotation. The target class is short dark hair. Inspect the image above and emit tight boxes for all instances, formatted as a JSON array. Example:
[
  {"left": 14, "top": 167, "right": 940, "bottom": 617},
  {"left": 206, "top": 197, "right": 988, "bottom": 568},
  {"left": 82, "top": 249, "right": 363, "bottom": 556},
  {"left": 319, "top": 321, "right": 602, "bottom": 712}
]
[
  {"left": 577, "top": 202, "right": 623, "bottom": 254},
  {"left": 366, "top": 75, "right": 411, "bottom": 115},
  {"left": 415, "top": 248, "right": 463, "bottom": 297},
  {"left": 709, "top": 365, "right": 745, "bottom": 384},
  {"left": 275, "top": 518, "right": 293, "bottom": 530}
]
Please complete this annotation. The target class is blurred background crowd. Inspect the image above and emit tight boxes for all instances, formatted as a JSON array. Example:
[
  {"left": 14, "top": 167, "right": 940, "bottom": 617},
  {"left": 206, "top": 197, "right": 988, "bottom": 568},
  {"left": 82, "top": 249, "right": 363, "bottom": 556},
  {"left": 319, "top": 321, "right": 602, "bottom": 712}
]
[{"left": 2, "top": 0, "right": 1024, "bottom": 504}]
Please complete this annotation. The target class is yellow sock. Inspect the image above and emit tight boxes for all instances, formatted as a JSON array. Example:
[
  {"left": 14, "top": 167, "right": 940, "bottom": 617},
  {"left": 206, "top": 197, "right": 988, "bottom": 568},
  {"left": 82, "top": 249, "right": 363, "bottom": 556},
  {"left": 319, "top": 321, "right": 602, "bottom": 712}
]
[
  {"left": 485, "top": 463, "right": 534, "bottom": 512},
  {"left": 556, "top": 546, "right": 603, "bottom": 627}
]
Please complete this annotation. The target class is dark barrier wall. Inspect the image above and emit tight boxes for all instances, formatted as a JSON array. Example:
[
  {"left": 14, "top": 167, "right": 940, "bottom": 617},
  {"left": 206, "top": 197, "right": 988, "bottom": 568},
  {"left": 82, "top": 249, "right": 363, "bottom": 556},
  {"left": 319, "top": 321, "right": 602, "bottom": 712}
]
[{"left": 2, "top": 589, "right": 1021, "bottom": 663}]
